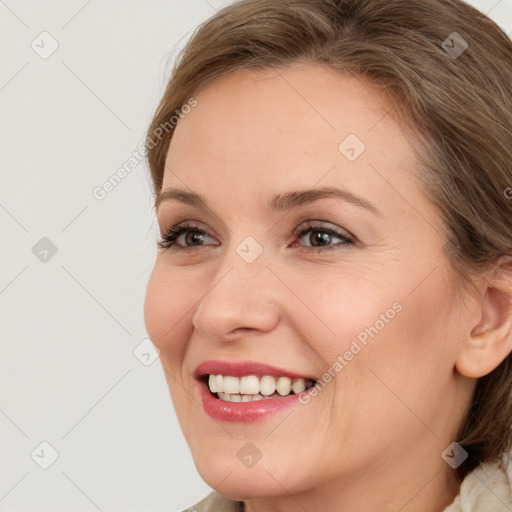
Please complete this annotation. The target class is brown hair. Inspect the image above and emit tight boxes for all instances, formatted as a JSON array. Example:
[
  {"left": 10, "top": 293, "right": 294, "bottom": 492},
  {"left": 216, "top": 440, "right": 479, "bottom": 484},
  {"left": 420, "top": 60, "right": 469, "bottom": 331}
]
[{"left": 145, "top": 0, "right": 512, "bottom": 480}]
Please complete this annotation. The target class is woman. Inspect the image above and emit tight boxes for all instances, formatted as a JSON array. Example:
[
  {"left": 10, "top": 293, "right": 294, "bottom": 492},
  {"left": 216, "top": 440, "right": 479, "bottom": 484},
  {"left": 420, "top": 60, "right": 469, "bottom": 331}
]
[{"left": 143, "top": 0, "right": 512, "bottom": 510}]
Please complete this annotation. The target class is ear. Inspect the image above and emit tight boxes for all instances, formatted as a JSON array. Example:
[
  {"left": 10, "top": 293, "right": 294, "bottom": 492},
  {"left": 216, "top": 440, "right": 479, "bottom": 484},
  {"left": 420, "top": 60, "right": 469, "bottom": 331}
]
[{"left": 455, "top": 258, "right": 512, "bottom": 378}]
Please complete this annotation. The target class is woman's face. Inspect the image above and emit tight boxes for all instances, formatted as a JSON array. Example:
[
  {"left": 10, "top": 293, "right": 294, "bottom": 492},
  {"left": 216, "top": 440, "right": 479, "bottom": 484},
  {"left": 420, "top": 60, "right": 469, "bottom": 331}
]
[{"left": 144, "top": 63, "right": 474, "bottom": 507}]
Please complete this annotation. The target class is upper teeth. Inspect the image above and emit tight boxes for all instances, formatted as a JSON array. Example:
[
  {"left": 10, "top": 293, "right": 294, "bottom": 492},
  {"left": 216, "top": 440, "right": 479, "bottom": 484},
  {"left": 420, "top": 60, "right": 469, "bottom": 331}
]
[{"left": 207, "top": 374, "right": 311, "bottom": 396}]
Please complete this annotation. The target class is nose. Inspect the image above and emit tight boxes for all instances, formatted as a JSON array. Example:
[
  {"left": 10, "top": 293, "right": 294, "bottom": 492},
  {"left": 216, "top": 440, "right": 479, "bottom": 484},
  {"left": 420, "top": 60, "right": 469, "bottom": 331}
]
[{"left": 192, "top": 245, "right": 281, "bottom": 342}]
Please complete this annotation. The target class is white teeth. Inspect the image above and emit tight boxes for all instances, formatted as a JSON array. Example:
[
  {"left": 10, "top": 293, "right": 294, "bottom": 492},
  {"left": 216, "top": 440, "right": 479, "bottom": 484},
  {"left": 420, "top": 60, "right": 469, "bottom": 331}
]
[
  {"left": 208, "top": 375, "right": 217, "bottom": 393},
  {"left": 223, "top": 376, "right": 240, "bottom": 394},
  {"left": 215, "top": 375, "right": 224, "bottom": 393},
  {"left": 259, "top": 376, "right": 276, "bottom": 396},
  {"left": 292, "top": 378, "right": 306, "bottom": 394},
  {"left": 217, "top": 392, "right": 266, "bottom": 402},
  {"left": 240, "top": 376, "right": 260, "bottom": 394},
  {"left": 207, "top": 374, "right": 313, "bottom": 399},
  {"left": 276, "top": 377, "right": 292, "bottom": 396}
]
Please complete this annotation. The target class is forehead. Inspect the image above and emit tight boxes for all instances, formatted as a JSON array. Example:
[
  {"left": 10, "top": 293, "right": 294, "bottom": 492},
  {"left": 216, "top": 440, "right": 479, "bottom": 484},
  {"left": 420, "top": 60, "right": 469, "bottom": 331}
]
[{"left": 162, "top": 63, "right": 421, "bottom": 215}]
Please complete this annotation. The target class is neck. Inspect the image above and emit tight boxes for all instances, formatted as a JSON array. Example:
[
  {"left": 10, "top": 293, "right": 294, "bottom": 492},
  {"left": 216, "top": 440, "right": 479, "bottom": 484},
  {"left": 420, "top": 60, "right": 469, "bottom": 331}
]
[{"left": 243, "top": 454, "right": 461, "bottom": 512}]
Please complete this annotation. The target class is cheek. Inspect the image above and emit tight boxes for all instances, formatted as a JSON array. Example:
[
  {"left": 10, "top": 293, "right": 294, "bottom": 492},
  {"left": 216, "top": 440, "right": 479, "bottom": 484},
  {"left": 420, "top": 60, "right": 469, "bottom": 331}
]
[
  {"left": 342, "top": 270, "right": 458, "bottom": 430},
  {"left": 292, "top": 267, "right": 454, "bottom": 402},
  {"left": 143, "top": 263, "right": 193, "bottom": 355},
  {"left": 287, "top": 271, "right": 398, "bottom": 361}
]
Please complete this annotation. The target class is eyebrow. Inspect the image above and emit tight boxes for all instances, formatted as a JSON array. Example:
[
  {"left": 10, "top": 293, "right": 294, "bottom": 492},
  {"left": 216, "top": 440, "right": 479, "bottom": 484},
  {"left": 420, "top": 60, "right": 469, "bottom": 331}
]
[{"left": 155, "top": 186, "right": 382, "bottom": 218}]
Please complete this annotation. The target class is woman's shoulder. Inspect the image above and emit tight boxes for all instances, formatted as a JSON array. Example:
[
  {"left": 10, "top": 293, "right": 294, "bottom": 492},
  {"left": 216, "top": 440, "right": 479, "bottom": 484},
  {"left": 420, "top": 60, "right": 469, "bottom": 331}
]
[{"left": 182, "top": 491, "right": 244, "bottom": 512}]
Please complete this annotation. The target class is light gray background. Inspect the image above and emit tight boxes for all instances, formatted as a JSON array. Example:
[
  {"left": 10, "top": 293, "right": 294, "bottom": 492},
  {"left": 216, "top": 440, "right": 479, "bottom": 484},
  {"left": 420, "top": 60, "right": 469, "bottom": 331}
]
[{"left": 1, "top": 1, "right": 511, "bottom": 511}]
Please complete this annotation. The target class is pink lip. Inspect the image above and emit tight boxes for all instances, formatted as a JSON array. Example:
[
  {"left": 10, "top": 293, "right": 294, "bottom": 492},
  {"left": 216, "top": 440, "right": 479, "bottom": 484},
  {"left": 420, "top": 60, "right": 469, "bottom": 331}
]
[
  {"left": 194, "top": 360, "right": 317, "bottom": 423},
  {"left": 198, "top": 382, "right": 305, "bottom": 422}
]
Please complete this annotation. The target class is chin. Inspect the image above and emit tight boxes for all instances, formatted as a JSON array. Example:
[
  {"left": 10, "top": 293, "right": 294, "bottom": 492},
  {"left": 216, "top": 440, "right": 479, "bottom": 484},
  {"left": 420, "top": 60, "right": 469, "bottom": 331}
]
[
  {"left": 192, "top": 445, "right": 309, "bottom": 501},
  {"left": 196, "top": 463, "right": 286, "bottom": 501}
]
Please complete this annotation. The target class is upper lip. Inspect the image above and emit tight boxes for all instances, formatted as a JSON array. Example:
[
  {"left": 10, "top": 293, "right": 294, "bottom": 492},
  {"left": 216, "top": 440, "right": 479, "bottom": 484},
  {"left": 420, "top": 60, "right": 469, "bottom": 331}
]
[{"left": 194, "top": 360, "right": 317, "bottom": 381}]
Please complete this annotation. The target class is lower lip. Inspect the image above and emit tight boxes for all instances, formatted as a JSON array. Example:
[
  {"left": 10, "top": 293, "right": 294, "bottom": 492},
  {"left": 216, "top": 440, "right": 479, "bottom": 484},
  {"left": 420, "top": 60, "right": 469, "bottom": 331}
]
[{"left": 198, "top": 380, "right": 305, "bottom": 423}]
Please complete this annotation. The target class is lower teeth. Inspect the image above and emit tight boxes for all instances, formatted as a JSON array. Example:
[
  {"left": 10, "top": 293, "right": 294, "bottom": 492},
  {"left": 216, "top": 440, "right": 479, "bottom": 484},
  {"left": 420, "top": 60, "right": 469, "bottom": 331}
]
[{"left": 216, "top": 391, "right": 293, "bottom": 402}]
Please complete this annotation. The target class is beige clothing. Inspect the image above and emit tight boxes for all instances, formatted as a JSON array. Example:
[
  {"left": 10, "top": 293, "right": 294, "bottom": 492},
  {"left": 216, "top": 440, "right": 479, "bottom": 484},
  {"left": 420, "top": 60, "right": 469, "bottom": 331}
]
[
  {"left": 444, "top": 449, "right": 512, "bottom": 512},
  {"left": 185, "top": 491, "right": 243, "bottom": 511},
  {"left": 185, "top": 449, "right": 512, "bottom": 511}
]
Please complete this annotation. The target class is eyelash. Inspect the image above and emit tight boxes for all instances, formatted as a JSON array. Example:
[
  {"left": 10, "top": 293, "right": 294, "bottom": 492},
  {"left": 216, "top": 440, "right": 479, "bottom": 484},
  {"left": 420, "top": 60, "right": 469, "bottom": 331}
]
[{"left": 157, "top": 221, "right": 354, "bottom": 253}]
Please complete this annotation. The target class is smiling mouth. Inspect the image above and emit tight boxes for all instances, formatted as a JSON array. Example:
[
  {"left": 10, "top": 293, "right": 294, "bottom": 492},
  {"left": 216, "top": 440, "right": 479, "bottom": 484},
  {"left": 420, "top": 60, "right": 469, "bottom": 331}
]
[{"left": 203, "top": 374, "right": 317, "bottom": 402}]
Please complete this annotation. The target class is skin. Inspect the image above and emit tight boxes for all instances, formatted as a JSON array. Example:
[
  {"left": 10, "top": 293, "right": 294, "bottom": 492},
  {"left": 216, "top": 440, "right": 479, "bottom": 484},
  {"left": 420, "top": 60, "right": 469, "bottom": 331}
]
[{"left": 144, "top": 62, "right": 508, "bottom": 511}]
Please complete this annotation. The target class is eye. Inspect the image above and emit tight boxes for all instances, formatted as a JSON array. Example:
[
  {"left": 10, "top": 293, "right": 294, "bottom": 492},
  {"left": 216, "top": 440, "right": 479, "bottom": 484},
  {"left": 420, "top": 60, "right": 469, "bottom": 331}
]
[
  {"left": 157, "top": 221, "right": 218, "bottom": 251},
  {"left": 294, "top": 221, "right": 354, "bottom": 252}
]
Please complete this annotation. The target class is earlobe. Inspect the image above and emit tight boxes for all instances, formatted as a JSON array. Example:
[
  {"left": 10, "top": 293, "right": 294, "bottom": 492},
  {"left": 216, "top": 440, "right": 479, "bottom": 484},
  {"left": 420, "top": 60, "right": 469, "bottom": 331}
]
[{"left": 455, "top": 262, "right": 512, "bottom": 379}]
